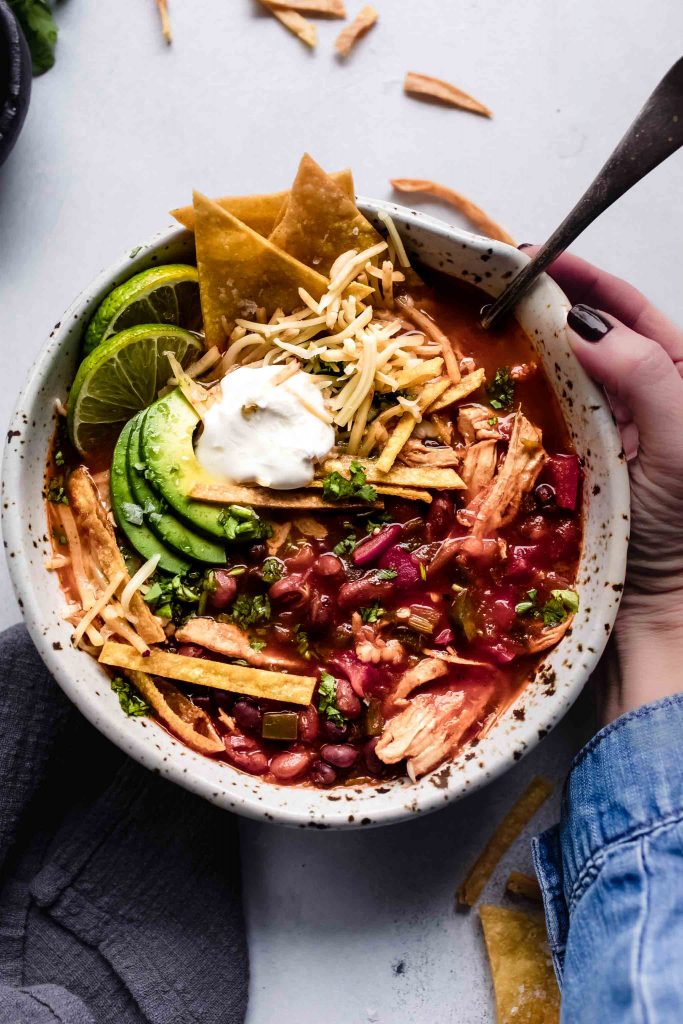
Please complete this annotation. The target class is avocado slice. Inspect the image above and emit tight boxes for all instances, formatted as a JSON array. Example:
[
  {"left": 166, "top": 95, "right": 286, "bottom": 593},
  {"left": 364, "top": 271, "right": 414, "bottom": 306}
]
[
  {"left": 111, "top": 417, "right": 191, "bottom": 575},
  {"left": 141, "top": 389, "right": 231, "bottom": 539},
  {"left": 128, "top": 411, "right": 226, "bottom": 565}
]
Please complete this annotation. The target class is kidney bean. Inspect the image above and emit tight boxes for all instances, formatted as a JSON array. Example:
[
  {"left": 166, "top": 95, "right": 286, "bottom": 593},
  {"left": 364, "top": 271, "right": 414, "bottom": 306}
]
[
  {"left": 338, "top": 578, "right": 394, "bottom": 609},
  {"left": 309, "top": 591, "right": 333, "bottom": 631},
  {"left": 284, "top": 544, "right": 316, "bottom": 571},
  {"left": 269, "top": 573, "right": 310, "bottom": 609},
  {"left": 314, "top": 553, "right": 343, "bottom": 577},
  {"left": 298, "top": 704, "right": 320, "bottom": 743},
  {"left": 321, "top": 743, "right": 358, "bottom": 769},
  {"left": 177, "top": 643, "right": 205, "bottom": 659},
  {"left": 426, "top": 496, "right": 454, "bottom": 541},
  {"left": 309, "top": 760, "right": 337, "bottom": 786},
  {"left": 320, "top": 718, "right": 348, "bottom": 743},
  {"left": 232, "top": 698, "right": 263, "bottom": 734},
  {"left": 352, "top": 524, "right": 403, "bottom": 567},
  {"left": 331, "top": 651, "right": 383, "bottom": 698},
  {"left": 377, "top": 546, "right": 422, "bottom": 590},
  {"left": 223, "top": 735, "right": 269, "bottom": 775},
  {"left": 535, "top": 483, "right": 556, "bottom": 507},
  {"left": 335, "top": 678, "right": 362, "bottom": 719},
  {"left": 209, "top": 569, "right": 238, "bottom": 610},
  {"left": 363, "top": 737, "right": 385, "bottom": 775},
  {"left": 270, "top": 750, "right": 311, "bottom": 781}
]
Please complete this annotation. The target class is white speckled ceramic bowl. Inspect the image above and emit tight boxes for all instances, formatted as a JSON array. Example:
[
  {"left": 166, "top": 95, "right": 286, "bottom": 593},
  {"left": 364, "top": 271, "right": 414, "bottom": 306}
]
[{"left": 2, "top": 199, "right": 630, "bottom": 828}]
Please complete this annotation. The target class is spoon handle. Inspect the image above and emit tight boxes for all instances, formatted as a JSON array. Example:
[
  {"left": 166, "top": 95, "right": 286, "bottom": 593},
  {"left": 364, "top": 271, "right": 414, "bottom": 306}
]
[{"left": 481, "top": 57, "right": 683, "bottom": 330}]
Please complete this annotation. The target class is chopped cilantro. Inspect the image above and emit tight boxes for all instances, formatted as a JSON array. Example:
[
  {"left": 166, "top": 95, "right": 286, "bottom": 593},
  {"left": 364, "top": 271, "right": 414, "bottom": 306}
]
[
  {"left": 318, "top": 671, "right": 345, "bottom": 728},
  {"left": 121, "top": 501, "right": 144, "bottom": 526},
  {"left": 322, "top": 460, "right": 377, "bottom": 504},
  {"left": 249, "top": 638, "right": 266, "bottom": 652},
  {"left": 261, "top": 557, "right": 283, "bottom": 583},
  {"left": 143, "top": 570, "right": 206, "bottom": 624},
  {"left": 375, "top": 568, "right": 398, "bottom": 582},
  {"left": 363, "top": 513, "right": 392, "bottom": 533},
  {"left": 47, "top": 479, "right": 68, "bottom": 505},
  {"left": 292, "top": 624, "right": 312, "bottom": 659},
  {"left": 333, "top": 532, "right": 357, "bottom": 557},
  {"left": 487, "top": 367, "right": 515, "bottom": 410},
  {"left": 218, "top": 504, "right": 272, "bottom": 542},
  {"left": 230, "top": 593, "right": 271, "bottom": 629},
  {"left": 360, "top": 602, "right": 384, "bottom": 624},
  {"left": 111, "top": 676, "right": 149, "bottom": 718},
  {"left": 54, "top": 449, "right": 65, "bottom": 466},
  {"left": 487, "top": 416, "right": 498, "bottom": 427},
  {"left": 515, "top": 588, "right": 578, "bottom": 626},
  {"left": 51, "top": 526, "right": 67, "bottom": 546}
]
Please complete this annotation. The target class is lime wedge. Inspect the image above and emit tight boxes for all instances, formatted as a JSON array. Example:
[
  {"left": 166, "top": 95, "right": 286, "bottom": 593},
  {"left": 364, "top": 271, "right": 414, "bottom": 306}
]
[
  {"left": 68, "top": 324, "right": 203, "bottom": 454},
  {"left": 82, "top": 264, "right": 201, "bottom": 357}
]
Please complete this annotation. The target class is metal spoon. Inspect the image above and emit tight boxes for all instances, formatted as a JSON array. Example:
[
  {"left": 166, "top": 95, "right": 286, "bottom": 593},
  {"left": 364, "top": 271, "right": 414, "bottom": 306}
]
[{"left": 480, "top": 56, "right": 683, "bottom": 330}]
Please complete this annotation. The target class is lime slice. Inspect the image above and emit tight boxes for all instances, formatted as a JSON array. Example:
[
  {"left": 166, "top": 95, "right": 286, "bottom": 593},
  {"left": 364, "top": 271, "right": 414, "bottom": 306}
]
[
  {"left": 82, "top": 264, "right": 201, "bottom": 358},
  {"left": 68, "top": 324, "right": 203, "bottom": 454}
]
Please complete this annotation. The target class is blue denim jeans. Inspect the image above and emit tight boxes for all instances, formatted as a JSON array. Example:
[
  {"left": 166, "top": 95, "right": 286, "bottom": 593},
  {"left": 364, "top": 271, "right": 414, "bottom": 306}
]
[{"left": 533, "top": 694, "right": 683, "bottom": 1023}]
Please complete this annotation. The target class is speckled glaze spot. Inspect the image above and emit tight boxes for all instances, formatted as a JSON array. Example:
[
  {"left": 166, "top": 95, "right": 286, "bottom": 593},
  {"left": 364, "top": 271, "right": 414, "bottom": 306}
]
[{"left": 1, "top": 203, "right": 630, "bottom": 830}]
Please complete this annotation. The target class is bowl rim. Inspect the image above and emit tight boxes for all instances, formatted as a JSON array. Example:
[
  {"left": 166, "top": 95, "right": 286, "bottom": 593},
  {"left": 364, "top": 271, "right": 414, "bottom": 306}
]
[{"left": 2, "top": 199, "right": 629, "bottom": 828}]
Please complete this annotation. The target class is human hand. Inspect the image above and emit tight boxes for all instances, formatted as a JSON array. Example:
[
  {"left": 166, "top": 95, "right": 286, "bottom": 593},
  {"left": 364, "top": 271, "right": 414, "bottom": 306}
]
[{"left": 523, "top": 247, "right": 683, "bottom": 722}]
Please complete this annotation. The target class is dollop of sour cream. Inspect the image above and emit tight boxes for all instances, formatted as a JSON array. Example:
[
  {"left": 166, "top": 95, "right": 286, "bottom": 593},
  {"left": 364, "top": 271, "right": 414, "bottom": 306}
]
[{"left": 196, "top": 365, "right": 335, "bottom": 490}]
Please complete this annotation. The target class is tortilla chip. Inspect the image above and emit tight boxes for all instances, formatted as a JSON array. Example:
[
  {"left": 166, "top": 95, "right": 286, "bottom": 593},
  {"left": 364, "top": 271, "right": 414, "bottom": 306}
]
[
  {"left": 259, "top": 0, "right": 317, "bottom": 46},
  {"left": 100, "top": 641, "right": 317, "bottom": 705},
  {"left": 268, "top": 153, "right": 382, "bottom": 275},
  {"left": 391, "top": 178, "right": 515, "bottom": 246},
  {"left": 171, "top": 169, "right": 355, "bottom": 234},
  {"left": 428, "top": 368, "right": 486, "bottom": 412},
  {"left": 269, "top": 0, "right": 345, "bottom": 14},
  {"left": 404, "top": 72, "right": 492, "bottom": 118},
  {"left": 321, "top": 455, "right": 465, "bottom": 490},
  {"left": 192, "top": 191, "right": 329, "bottom": 348},
  {"left": 457, "top": 777, "right": 553, "bottom": 907},
  {"left": 506, "top": 871, "right": 542, "bottom": 902},
  {"left": 335, "top": 5, "right": 378, "bottom": 57},
  {"left": 190, "top": 481, "right": 380, "bottom": 509},
  {"left": 128, "top": 670, "right": 224, "bottom": 756},
  {"left": 375, "top": 378, "right": 452, "bottom": 474},
  {"left": 480, "top": 905, "right": 560, "bottom": 1023}
]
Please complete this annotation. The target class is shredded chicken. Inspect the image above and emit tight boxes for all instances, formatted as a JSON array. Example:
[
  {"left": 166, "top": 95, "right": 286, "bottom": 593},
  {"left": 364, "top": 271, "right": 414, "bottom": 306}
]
[
  {"left": 68, "top": 467, "right": 165, "bottom": 645},
  {"left": 510, "top": 362, "right": 537, "bottom": 381},
  {"left": 461, "top": 439, "right": 498, "bottom": 500},
  {"left": 393, "top": 657, "right": 448, "bottom": 700},
  {"left": 175, "top": 617, "right": 306, "bottom": 672},
  {"left": 457, "top": 405, "right": 502, "bottom": 445},
  {"left": 375, "top": 688, "right": 491, "bottom": 781},
  {"left": 398, "top": 438, "right": 461, "bottom": 468},
  {"left": 526, "top": 616, "right": 573, "bottom": 653},
  {"left": 469, "top": 412, "right": 545, "bottom": 539},
  {"left": 266, "top": 521, "right": 291, "bottom": 555}
]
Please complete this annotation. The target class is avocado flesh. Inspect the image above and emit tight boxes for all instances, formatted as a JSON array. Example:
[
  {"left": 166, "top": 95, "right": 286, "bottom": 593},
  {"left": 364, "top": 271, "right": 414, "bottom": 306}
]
[
  {"left": 141, "top": 389, "right": 232, "bottom": 539},
  {"left": 128, "top": 411, "right": 226, "bottom": 565},
  {"left": 111, "top": 417, "right": 191, "bottom": 575}
]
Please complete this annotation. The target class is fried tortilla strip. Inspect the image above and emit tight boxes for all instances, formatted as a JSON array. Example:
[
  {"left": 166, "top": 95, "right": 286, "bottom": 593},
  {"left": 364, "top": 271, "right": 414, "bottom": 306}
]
[
  {"left": 176, "top": 617, "right": 306, "bottom": 673},
  {"left": 322, "top": 455, "right": 465, "bottom": 490},
  {"left": 480, "top": 905, "right": 560, "bottom": 1023},
  {"left": 269, "top": 153, "right": 381, "bottom": 276},
  {"left": 526, "top": 616, "right": 573, "bottom": 654},
  {"left": 192, "top": 191, "right": 329, "bottom": 348},
  {"left": 190, "top": 481, "right": 380, "bottom": 509},
  {"left": 456, "top": 777, "right": 554, "bottom": 907},
  {"left": 428, "top": 368, "right": 486, "bottom": 412},
  {"left": 506, "top": 871, "right": 542, "bottom": 902},
  {"left": 127, "top": 670, "right": 224, "bottom": 756},
  {"left": 461, "top": 439, "right": 498, "bottom": 499},
  {"left": 309, "top": 480, "right": 433, "bottom": 502},
  {"left": 470, "top": 412, "right": 545, "bottom": 539},
  {"left": 335, "top": 4, "right": 378, "bottom": 56},
  {"left": 403, "top": 72, "right": 492, "bottom": 118},
  {"left": 376, "top": 378, "right": 452, "bottom": 474},
  {"left": 100, "top": 641, "right": 317, "bottom": 705},
  {"left": 391, "top": 178, "right": 515, "bottom": 246},
  {"left": 259, "top": 1, "right": 317, "bottom": 47},
  {"left": 155, "top": 0, "right": 172, "bottom": 44},
  {"left": 68, "top": 468, "right": 164, "bottom": 645},
  {"left": 172, "top": 170, "right": 355, "bottom": 234},
  {"left": 393, "top": 657, "right": 448, "bottom": 701},
  {"left": 376, "top": 687, "right": 491, "bottom": 781},
  {"left": 269, "top": 0, "right": 345, "bottom": 14},
  {"left": 397, "top": 296, "right": 461, "bottom": 384}
]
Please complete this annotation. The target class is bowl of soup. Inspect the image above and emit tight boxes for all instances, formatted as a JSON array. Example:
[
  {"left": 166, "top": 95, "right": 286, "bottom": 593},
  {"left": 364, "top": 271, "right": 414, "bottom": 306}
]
[{"left": 2, "top": 165, "right": 629, "bottom": 827}]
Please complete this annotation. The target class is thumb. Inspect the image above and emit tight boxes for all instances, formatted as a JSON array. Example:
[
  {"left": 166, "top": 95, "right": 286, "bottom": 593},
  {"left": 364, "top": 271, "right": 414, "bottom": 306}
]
[{"left": 567, "top": 303, "right": 683, "bottom": 465}]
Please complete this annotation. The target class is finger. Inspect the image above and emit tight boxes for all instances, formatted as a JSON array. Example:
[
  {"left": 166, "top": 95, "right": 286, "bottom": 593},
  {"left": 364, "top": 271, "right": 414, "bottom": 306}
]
[
  {"left": 521, "top": 245, "right": 683, "bottom": 361},
  {"left": 567, "top": 305, "right": 683, "bottom": 463}
]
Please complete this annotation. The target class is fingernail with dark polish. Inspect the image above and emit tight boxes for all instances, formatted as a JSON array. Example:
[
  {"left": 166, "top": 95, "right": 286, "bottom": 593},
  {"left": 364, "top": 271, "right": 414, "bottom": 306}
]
[{"left": 567, "top": 304, "right": 612, "bottom": 342}]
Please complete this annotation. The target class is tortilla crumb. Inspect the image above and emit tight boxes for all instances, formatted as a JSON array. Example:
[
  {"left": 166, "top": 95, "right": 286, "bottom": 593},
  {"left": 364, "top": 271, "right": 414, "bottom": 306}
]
[
  {"left": 404, "top": 71, "right": 491, "bottom": 118},
  {"left": 390, "top": 178, "right": 515, "bottom": 246},
  {"left": 260, "top": 1, "right": 317, "bottom": 47},
  {"left": 335, "top": 5, "right": 378, "bottom": 57},
  {"left": 155, "top": 0, "right": 172, "bottom": 44},
  {"left": 269, "top": 0, "right": 345, "bottom": 14}
]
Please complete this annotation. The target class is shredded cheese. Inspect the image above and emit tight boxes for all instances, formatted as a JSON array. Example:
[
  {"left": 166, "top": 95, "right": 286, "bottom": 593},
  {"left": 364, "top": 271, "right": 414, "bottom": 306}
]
[
  {"left": 377, "top": 211, "right": 412, "bottom": 269},
  {"left": 120, "top": 553, "right": 161, "bottom": 617},
  {"left": 72, "top": 570, "right": 126, "bottom": 649}
]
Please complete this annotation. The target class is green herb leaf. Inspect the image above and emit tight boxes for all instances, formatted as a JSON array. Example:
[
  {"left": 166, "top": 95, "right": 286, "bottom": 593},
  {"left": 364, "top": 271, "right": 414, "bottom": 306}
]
[
  {"left": 143, "top": 570, "right": 207, "bottom": 625},
  {"left": 375, "top": 568, "right": 398, "bottom": 582},
  {"left": 9, "top": 0, "right": 58, "bottom": 75},
  {"left": 514, "top": 600, "right": 536, "bottom": 615},
  {"left": 249, "top": 638, "right": 266, "bottom": 652},
  {"left": 487, "top": 367, "right": 515, "bottom": 410},
  {"left": 318, "top": 670, "right": 345, "bottom": 728},
  {"left": 322, "top": 460, "right": 377, "bottom": 504},
  {"left": 218, "top": 504, "right": 272, "bottom": 542},
  {"left": 541, "top": 589, "right": 580, "bottom": 626},
  {"left": 360, "top": 602, "right": 384, "bottom": 624},
  {"left": 261, "top": 557, "right": 283, "bottom": 583},
  {"left": 230, "top": 593, "right": 271, "bottom": 630},
  {"left": 333, "top": 532, "right": 357, "bottom": 557},
  {"left": 54, "top": 449, "right": 65, "bottom": 466},
  {"left": 292, "top": 624, "right": 312, "bottom": 659},
  {"left": 110, "top": 676, "right": 149, "bottom": 718},
  {"left": 47, "top": 479, "right": 68, "bottom": 505}
]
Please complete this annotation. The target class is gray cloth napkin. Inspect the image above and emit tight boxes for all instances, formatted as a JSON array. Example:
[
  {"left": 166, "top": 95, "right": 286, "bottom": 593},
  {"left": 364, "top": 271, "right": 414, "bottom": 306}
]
[{"left": 0, "top": 624, "right": 248, "bottom": 1024}]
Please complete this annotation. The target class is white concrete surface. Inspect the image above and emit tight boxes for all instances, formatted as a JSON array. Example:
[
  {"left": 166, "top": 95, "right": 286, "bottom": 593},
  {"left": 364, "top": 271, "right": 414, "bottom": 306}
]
[{"left": 1, "top": 2, "right": 681, "bottom": 1020}]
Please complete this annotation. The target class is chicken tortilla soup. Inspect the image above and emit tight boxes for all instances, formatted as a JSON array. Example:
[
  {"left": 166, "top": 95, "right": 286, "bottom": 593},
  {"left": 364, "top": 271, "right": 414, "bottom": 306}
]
[{"left": 45, "top": 155, "right": 582, "bottom": 788}]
